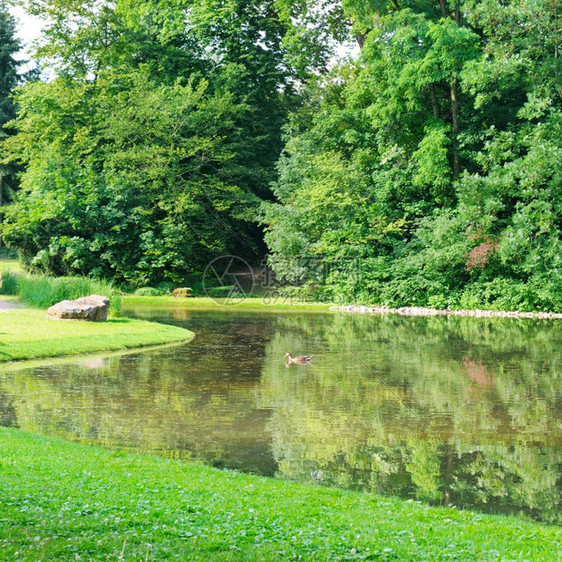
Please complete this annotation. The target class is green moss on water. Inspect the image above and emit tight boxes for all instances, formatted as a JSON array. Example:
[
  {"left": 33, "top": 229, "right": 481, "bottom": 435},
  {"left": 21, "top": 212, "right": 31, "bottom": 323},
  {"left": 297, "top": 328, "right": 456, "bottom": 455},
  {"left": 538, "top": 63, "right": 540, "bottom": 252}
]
[
  {"left": 0, "top": 428, "right": 560, "bottom": 560},
  {"left": 0, "top": 305, "right": 193, "bottom": 362}
]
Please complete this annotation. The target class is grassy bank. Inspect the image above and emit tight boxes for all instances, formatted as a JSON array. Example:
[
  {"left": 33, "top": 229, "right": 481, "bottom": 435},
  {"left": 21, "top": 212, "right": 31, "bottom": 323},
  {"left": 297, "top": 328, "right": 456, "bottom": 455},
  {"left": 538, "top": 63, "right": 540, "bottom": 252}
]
[
  {"left": 0, "top": 305, "right": 193, "bottom": 362},
  {"left": 123, "top": 295, "right": 334, "bottom": 313},
  {"left": 1, "top": 428, "right": 560, "bottom": 560}
]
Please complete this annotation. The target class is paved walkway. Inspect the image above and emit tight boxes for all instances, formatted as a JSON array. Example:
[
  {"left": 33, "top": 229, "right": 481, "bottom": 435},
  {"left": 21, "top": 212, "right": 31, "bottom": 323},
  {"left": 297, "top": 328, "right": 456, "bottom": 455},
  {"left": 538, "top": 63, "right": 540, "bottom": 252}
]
[{"left": 0, "top": 298, "right": 22, "bottom": 313}]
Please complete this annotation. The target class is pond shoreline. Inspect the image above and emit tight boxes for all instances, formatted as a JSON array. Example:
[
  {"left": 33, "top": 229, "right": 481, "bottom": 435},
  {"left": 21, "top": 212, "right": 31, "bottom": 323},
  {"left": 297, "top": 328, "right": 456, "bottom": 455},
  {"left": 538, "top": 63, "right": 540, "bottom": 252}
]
[
  {"left": 1, "top": 427, "right": 560, "bottom": 560},
  {"left": 0, "top": 300, "right": 194, "bottom": 363},
  {"left": 330, "top": 304, "right": 562, "bottom": 319}
]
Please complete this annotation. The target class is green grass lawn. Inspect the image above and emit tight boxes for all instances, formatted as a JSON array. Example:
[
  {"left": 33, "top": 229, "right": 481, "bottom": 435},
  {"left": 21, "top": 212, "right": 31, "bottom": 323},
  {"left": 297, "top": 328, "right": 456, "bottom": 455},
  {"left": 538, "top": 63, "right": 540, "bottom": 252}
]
[
  {"left": 0, "top": 304, "right": 193, "bottom": 362},
  {"left": 0, "top": 259, "right": 23, "bottom": 273},
  {"left": 0, "top": 428, "right": 560, "bottom": 561},
  {"left": 124, "top": 295, "right": 334, "bottom": 313}
]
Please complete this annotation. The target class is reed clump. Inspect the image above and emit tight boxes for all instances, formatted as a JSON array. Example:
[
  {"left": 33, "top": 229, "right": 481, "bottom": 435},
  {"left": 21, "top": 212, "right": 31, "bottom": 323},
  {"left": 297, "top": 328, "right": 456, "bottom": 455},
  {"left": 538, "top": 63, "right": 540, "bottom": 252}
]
[{"left": 0, "top": 271, "right": 121, "bottom": 317}]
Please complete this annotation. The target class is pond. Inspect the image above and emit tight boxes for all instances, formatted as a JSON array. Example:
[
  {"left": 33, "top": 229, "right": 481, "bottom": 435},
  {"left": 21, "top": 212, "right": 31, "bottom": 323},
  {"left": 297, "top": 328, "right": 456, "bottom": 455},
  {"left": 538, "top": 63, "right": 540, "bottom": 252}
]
[{"left": 1, "top": 305, "right": 561, "bottom": 524}]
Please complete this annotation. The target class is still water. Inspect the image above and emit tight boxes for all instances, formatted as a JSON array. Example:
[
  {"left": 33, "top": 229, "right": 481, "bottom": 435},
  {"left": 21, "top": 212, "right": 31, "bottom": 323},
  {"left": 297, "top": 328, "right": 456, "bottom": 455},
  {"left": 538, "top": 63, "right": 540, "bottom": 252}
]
[{"left": 1, "top": 306, "right": 561, "bottom": 524}]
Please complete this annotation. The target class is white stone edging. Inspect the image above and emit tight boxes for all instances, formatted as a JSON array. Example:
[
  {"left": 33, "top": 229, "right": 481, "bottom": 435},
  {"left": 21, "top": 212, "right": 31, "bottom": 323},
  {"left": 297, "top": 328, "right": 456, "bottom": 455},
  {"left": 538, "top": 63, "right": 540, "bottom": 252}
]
[{"left": 329, "top": 305, "right": 562, "bottom": 319}]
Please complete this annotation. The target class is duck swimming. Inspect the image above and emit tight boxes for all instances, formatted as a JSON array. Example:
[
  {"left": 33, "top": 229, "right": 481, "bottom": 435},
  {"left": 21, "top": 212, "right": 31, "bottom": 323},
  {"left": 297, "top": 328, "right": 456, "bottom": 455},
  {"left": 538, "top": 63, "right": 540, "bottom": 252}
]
[{"left": 284, "top": 352, "right": 313, "bottom": 365}]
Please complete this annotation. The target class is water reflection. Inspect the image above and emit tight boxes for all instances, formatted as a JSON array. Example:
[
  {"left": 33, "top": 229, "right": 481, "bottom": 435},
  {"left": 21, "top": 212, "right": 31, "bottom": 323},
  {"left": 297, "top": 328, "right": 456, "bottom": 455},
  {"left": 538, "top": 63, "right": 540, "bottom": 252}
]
[{"left": 0, "top": 307, "right": 560, "bottom": 523}]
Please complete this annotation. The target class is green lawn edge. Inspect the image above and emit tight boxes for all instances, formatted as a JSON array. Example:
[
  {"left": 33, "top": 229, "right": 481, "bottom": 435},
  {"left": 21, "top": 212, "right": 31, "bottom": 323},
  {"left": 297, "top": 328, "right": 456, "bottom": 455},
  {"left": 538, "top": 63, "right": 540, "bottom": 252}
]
[
  {"left": 0, "top": 302, "right": 194, "bottom": 363},
  {"left": 1, "top": 428, "right": 560, "bottom": 561},
  {"left": 0, "top": 259, "right": 23, "bottom": 273},
  {"left": 123, "top": 295, "right": 334, "bottom": 313}
]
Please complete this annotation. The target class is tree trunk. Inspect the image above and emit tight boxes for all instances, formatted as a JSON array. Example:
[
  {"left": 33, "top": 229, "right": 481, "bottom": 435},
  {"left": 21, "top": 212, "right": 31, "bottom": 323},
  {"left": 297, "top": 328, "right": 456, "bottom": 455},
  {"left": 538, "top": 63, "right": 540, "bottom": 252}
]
[
  {"left": 430, "top": 84, "right": 440, "bottom": 118},
  {"left": 453, "top": 6, "right": 462, "bottom": 26},
  {"left": 355, "top": 33, "right": 366, "bottom": 49},
  {"left": 450, "top": 78, "right": 460, "bottom": 178}
]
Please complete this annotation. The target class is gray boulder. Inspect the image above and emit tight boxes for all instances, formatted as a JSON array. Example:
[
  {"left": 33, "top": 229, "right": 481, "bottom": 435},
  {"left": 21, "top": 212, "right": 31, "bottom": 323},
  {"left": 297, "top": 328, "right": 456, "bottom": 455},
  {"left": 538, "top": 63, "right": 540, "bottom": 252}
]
[{"left": 47, "top": 294, "right": 110, "bottom": 322}]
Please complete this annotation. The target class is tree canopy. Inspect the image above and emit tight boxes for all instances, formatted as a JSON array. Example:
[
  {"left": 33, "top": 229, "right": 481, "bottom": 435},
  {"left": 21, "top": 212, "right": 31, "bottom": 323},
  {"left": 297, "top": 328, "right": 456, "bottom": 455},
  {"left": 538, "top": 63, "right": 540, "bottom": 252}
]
[
  {"left": 2, "top": 0, "right": 561, "bottom": 309},
  {"left": 263, "top": 0, "right": 562, "bottom": 311},
  {"left": 0, "top": 2, "right": 24, "bottom": 245},
  {"left": 2, "top": 0, "right": 302, "bottom": 283}
]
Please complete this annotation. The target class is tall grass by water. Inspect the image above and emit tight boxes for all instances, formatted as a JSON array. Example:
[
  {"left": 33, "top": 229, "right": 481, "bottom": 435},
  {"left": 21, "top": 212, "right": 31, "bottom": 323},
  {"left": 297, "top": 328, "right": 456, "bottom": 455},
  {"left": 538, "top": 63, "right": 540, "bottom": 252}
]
[{"left": 0, "top": 271, "right": 121, "bottom": 316}]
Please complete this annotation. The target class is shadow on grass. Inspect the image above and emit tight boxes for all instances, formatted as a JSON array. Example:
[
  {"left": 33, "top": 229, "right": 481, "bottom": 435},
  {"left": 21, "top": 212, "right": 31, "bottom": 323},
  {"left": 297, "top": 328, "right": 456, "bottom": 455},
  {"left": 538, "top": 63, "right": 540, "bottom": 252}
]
[{"left": 0, "top": 341, "right": 11, "bottom": 359}]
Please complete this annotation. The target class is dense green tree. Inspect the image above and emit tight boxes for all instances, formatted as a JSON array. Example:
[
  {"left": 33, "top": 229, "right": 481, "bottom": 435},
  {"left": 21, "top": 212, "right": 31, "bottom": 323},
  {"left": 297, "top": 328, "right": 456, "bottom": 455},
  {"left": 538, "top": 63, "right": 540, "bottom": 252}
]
[
  {"left": 0, "top": 3, "right": 20, "bottom": 123},
  {"left": 3, "top": 0, "right": 561, "bottom": 307},
  {"left": 273, "top": 0, "right": 352, "bottom": 75},
  {"left": 455, "top": 0, "right": 562, "bottom": 310},
  {"left": 2, "top": 0, "right": 300, "bottom": 280},
  {"left": 3, "top": 71, "right": 263, "bottom": 283},
  {"left": 0, "top": 2, "right": 23, "bottom": 247},
  {"left": 263, "top": 0, "right": 562, "bottom": 311},
  {"left": 185, "top": 0, "right": 300, "bottom": 204}
]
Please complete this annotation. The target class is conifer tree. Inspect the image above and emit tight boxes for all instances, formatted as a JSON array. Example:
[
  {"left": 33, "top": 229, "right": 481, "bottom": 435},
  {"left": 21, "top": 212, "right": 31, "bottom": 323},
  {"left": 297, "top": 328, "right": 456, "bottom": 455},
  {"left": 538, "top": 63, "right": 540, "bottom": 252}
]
[{"left": 0, "top": 3, "right": 22, "bottom": 246}]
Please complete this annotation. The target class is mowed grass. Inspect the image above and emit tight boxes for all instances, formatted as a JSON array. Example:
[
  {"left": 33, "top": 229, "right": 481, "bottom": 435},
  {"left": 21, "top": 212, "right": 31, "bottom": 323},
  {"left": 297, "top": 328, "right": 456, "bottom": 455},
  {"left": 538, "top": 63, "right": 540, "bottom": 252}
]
[
  {"left": 0, "top": 428, "right": 560, "bottom": 561},
  {"left": 0, "top": 259, "right": 23, "bottom": 273},
  {"left": 124, "top": 295, "right": 334, "bottom": 313},
  {"left": 0, "top": 305, "right": 193, "bottom": 362}
]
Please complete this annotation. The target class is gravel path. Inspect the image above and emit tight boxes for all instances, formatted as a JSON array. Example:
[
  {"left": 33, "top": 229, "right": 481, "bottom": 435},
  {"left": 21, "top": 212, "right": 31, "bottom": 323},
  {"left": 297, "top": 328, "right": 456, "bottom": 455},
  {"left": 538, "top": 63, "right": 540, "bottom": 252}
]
[{"left": 0, "top": 298, "right": 23, "bottom": 313}]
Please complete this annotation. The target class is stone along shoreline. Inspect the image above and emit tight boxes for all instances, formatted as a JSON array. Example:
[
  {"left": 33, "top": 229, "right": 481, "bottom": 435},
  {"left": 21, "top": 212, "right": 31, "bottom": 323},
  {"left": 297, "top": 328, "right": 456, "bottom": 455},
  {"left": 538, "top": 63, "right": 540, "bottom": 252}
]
[{"left": 329, "top": 305, "right": 562, "bottom": 319}]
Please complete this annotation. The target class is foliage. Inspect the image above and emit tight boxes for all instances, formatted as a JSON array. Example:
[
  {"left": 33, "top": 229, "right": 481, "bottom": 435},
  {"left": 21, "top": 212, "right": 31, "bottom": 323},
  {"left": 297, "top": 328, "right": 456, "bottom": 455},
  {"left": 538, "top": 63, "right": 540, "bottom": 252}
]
[
  {"left": 0, "top": 3, "right": 20, "bottom": 125},
  {"left": 3, "top": 0, "right": 561, "bottom": 310},
  {"left": 262, "top": 0, "right": 562, "bottom": 311},
  {"left": 0, "top": 3, "right": 24, "bottom": 245},
  {"left": 0, "top": 269, "right": 18, "bottom": 294},
  {"left": 206, "top": 284, "right": 242, "bottom": 298},
  {"left": 0, "top": 246, "right": 16, "bottom": 258},
  {"left": 134, "top": 286, "right": 165, "bottom": 296},
  {"left": 2, "top": 0, "right": 300, "bottom": 282},
  {"left": 2, "top": 70, "right": 262, "bottom": 284},
  {"left": 273, "top": 0, "right": 352, "bottom": 77}
]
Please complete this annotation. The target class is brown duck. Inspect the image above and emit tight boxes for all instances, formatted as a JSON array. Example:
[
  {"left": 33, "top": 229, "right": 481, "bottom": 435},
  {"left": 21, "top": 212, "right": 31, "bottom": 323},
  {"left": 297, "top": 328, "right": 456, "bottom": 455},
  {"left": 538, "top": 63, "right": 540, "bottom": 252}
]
[{"left": 284, "top": 352, "right": 313, "bottom": 365}]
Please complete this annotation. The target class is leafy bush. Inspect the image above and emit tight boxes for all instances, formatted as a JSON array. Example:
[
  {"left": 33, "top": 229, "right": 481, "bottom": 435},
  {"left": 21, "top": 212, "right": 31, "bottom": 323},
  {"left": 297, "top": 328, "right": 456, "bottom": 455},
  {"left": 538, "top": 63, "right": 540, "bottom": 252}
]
[
  {"left": 187, "top": 280, "right": 207, "bottom": 297},
  {"left": 134, "top": 287, "right": 165, "bottom": 296},
  {"left": 459, "top": 275, "right": 562, "bottom": 313},
  {"left": 155, "top": 282, "right": 176, "bottom": 294},
  {"left": 0, "top": 271, "right": 20, "bottom": 295},
  {"left": 207, "top": 285, "right": 242, "bottom": 298},
  {"left": 0, "top": 247, "right": 17, "bottom": 259}
]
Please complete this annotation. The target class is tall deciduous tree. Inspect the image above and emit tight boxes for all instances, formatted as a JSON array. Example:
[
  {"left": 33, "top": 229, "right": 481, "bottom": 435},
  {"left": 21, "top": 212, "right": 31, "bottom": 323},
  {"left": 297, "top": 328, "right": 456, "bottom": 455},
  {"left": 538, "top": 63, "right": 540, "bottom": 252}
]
[
  {"left": 3, "top": 72, "right": 262, "bottom": 282},
  {"left": 0, "top": 2, "right": 22, "bottom": 247},
  {"left": 263, "top": 0, "right": 562, "bottom": 311},
  {"left": 2, "top": 0, "right": 299, "bottom": 280}
]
